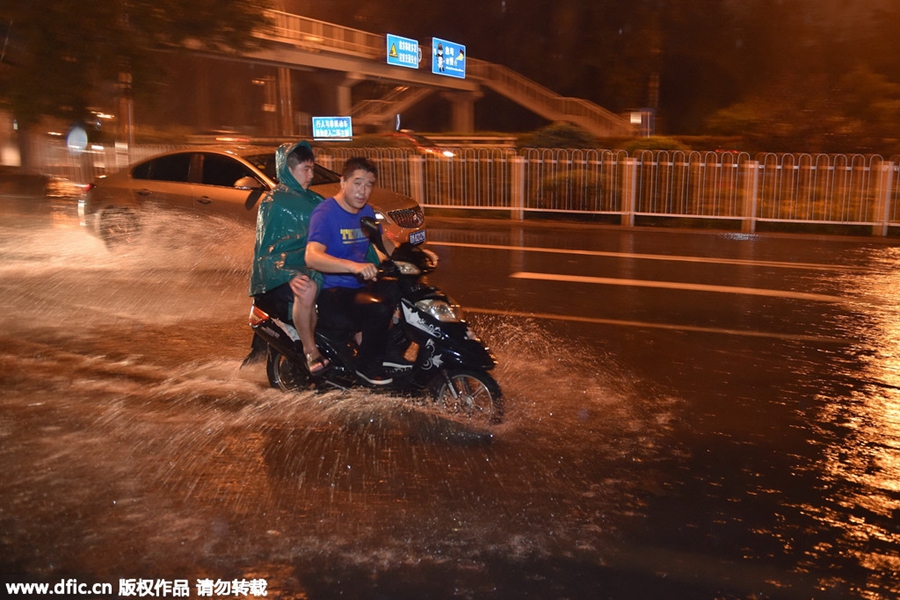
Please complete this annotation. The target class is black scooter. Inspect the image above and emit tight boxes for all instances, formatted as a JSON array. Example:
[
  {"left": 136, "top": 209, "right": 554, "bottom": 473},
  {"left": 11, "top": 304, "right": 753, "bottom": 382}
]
[{"left": 248, "top": 217, "right": 503, "bottom": 425}]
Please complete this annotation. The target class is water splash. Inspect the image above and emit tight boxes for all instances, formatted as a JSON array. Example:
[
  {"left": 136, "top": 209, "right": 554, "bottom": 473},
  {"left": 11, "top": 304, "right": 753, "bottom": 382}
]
[{"left": 0, "top": 215, "right": 681, "bottom": 594}]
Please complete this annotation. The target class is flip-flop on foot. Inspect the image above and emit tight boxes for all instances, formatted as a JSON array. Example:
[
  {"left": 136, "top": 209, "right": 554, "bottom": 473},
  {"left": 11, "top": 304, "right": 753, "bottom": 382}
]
[{"left": 306, "top": 353, "right": 331, "bottom": 376}]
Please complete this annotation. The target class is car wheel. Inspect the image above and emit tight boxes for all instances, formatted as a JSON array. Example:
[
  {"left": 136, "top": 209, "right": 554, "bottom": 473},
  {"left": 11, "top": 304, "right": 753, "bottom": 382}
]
[{"left": 99, "top": 208, "right": 140, "bottom": 247}]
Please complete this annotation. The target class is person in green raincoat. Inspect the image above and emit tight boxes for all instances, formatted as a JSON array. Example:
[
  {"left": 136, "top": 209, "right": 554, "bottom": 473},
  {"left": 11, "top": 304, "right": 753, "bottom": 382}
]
[{"left": 249, "top": 140, "right": 329, "bottom": 374}]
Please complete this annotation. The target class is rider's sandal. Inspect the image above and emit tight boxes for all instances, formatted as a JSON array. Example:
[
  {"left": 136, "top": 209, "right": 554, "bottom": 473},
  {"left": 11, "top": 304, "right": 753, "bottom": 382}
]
[{"left": 306, "top": 353, "right": 331, "bottom": 376}]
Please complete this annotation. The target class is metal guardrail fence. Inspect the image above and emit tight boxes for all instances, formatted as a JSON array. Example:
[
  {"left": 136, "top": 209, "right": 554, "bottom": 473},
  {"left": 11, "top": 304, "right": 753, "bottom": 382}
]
[
  {"left": 36, "top": 143, "right": 900, "bottom": 236},
  {"left": 319, "top": 148, "right": 900, "bottom": 235}
]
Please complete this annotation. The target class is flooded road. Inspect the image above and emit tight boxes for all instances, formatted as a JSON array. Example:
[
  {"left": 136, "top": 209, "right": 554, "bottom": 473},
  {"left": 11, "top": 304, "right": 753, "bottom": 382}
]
[{"left": 1, "top": 209, "right": 899, "bottom": 599}]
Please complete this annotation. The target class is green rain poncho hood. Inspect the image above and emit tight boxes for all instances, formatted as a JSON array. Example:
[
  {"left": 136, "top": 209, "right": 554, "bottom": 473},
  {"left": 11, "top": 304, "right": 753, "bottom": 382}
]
[{"left": 249, "top": 140, "right": 324, "bottom": 296}]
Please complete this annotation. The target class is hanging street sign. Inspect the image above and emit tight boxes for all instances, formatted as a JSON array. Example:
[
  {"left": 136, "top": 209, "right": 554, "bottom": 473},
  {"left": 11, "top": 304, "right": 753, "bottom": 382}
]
[
  {"left": 431, "top": 37, "right": 466, "bottom": 79},
  {"left": 386, "top": 34, "right": 420, "bottom": 69},
  {"left": 311, "top": 116, "right": 353, "bottom": 141}
]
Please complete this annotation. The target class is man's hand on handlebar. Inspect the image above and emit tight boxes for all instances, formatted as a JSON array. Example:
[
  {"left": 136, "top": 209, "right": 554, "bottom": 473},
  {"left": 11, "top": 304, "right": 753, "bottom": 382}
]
[{"left": 352, "top": 262, "right": 379, "bottom": 281}]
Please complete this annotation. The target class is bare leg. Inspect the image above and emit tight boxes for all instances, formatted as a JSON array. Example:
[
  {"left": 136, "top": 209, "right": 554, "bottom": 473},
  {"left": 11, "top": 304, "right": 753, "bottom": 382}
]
[
  {"left": 289, "top": 275, "right": 327, "bottom": 371},
  {"left": 292, "top": 284, "right": 318, "bottom": 357}
]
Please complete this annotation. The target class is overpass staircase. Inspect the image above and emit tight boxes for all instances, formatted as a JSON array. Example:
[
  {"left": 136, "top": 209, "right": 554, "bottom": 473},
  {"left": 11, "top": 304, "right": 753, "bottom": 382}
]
[{"left": 350, "top": 86, "right": 436, "bottom": 126}]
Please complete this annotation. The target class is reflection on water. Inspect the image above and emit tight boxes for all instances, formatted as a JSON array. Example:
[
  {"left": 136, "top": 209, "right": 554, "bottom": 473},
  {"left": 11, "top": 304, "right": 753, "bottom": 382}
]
[{"left": 800, "top": 249, "right": 900, "bottom": 598}]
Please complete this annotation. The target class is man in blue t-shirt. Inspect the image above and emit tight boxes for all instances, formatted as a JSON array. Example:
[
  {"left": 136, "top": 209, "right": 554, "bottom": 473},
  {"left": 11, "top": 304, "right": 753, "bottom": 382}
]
[{"left": 306, "top": 157, "right": 396, "bottom": 386}]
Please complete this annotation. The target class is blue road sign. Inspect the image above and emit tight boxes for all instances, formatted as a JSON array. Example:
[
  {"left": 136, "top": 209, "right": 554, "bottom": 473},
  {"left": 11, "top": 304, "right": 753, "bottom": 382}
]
[
  {"left": 311, "top": 116, "right": 352, "bottom": 140},
  {"left": 387, "top": 34, "right": 420, "bottom": 69},
  {"left": 432, "top": 37, "right": 466, "bottom": 79}
]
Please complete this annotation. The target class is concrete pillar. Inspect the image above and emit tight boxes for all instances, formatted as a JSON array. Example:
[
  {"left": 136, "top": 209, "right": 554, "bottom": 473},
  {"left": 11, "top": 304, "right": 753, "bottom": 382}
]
[
  {"left": 117, "top": 72, "right": 135, "bottom": 151},
  {"left": 441, "top": 91, "right": 483, "bottom": 133},
  {"left": 277, "top": 67, "right": 294, "bottom": 136},
  {"left": 320, "top": 72, "right": 365, "bottom": 115}
]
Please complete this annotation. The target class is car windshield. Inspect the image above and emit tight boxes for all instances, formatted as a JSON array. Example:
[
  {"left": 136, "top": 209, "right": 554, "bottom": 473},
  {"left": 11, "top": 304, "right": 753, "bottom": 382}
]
[
  {"left": 312, "top": 164, "right": 341, "bottom": 185},
  {"left": 243, "top": 153, "right": 342, "bottom": 186},
  {"left": 243, "top": 153, "right": 278, "bottom": 181}
]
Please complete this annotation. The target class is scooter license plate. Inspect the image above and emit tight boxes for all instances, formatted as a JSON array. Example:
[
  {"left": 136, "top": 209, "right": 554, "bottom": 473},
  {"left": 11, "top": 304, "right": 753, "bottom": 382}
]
[{"left": 409, "top": 229, "right": 426, "bottom": 245}]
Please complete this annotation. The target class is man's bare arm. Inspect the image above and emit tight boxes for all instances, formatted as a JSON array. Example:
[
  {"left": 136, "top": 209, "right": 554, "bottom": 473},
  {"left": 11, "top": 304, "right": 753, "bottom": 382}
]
[{"left": 306, "top": 241, "right": 378, "bottom": 281}]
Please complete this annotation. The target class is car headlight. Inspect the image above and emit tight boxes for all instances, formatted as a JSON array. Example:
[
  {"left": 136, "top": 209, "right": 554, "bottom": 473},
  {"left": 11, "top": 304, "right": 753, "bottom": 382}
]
[{"left": 415, "top": 299, "right": 462, "bottom": 322}]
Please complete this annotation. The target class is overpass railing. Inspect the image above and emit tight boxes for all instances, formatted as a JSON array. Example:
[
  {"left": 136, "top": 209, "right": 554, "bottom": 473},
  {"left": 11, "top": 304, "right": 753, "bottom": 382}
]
[
  {"left": 259, "top": 10, "right": 383, "bottom": 59},
  {"left": 35, "top": 143, "right": 900, "bottom": 236}
]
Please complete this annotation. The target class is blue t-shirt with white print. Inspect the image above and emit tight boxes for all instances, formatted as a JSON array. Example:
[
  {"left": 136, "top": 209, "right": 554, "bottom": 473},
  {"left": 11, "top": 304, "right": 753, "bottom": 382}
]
[{"left": 307, "top": 197, "right": 377, "bottom": 290}]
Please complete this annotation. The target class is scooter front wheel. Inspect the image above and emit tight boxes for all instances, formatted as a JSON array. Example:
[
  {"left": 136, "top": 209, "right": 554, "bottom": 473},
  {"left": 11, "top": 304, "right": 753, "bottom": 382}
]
[
  {"left": 266, "top": 349, "right": 311, "bottom": 392},
  {"left": 429, "top": 369, "right": 503, "bottom": 425}
]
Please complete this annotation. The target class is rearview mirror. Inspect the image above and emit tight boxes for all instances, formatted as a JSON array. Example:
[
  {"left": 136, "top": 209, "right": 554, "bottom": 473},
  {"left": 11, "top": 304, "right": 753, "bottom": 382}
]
[
  {"left": 234, "top": 176, "right": 262, "bottom": 190},
  {"left": 360, "top": 216, "right": 388, "bottom": 256}
]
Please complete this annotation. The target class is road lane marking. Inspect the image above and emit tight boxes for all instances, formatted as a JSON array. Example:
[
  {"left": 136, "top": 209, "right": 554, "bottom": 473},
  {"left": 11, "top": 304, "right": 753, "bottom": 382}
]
[
  {"left": 510, "top": 271, "right": 844, "bottom": 303},
  {"left": 466, "top": 307, "right": 852, "bottom": 344},
  {"left": 430, "top": 241, "right": 870, "bottom": 272},
  {"left": 433, "top": 240, "right": 856, "bottom": 340}
]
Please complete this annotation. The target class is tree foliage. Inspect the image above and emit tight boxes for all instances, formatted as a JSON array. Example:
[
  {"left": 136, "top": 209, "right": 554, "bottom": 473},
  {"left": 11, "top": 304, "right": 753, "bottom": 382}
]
[
  {"left": 0, "top": 0, "right": 271, "bottom": 126},
  {"left": 517, "top": 122, "right": 599, "bottom": 149}
]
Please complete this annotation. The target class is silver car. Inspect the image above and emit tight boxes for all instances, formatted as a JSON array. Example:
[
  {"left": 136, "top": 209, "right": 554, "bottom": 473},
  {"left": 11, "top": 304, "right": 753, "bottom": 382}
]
[{"left": 79, "top": 146, "right": 427, "bottom": 247}]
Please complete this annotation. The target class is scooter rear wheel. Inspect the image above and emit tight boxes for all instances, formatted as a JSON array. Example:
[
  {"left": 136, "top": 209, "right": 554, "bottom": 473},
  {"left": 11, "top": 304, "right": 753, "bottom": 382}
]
[
  {"left": 266, "top": 349, "right": 311, "bottom": 392},
  {"left": 429, "top": 369, "right": 503, "bottom": 425}
]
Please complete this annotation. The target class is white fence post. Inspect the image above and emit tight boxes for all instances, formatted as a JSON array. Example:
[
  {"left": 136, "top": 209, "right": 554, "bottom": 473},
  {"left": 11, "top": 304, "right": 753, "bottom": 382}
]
[
  {"left": 511, "top": 155, "right": 525, "bottom": 220},
  {"left": 622, "top": 157, "right": 637, "bottom": 227},
  {"left": 874, "top": 161, "right": 895, "bottom": 237},
  {"left": 408, "top": 155, "right": 425, "bottom": 204},
  {"left": 742, "top": 160, "right": 759, "bottom": 233},
  {"left": 317, "top": 154, "right": 334, "bottom": 171}
]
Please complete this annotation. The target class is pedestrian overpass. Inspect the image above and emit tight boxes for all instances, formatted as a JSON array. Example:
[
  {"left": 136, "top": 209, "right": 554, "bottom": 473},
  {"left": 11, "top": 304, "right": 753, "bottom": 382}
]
[{"left": 237, "top": 10, "right": 634, "bottom": 137}]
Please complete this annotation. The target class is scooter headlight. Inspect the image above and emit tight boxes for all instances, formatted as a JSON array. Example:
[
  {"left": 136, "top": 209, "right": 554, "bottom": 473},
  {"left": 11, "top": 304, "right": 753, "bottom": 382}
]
[
  {"left": 393, "top": 260, "right": 421, "bottom": 276},
  {"left": 415, "top": 299, "right": 462, "bottom": 322}
]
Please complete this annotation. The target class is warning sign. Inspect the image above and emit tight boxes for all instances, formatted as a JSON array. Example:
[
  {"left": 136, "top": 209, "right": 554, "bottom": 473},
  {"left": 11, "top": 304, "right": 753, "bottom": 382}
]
[{"left": 386, "top": 34, "right": 420, "bottom": 69}]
